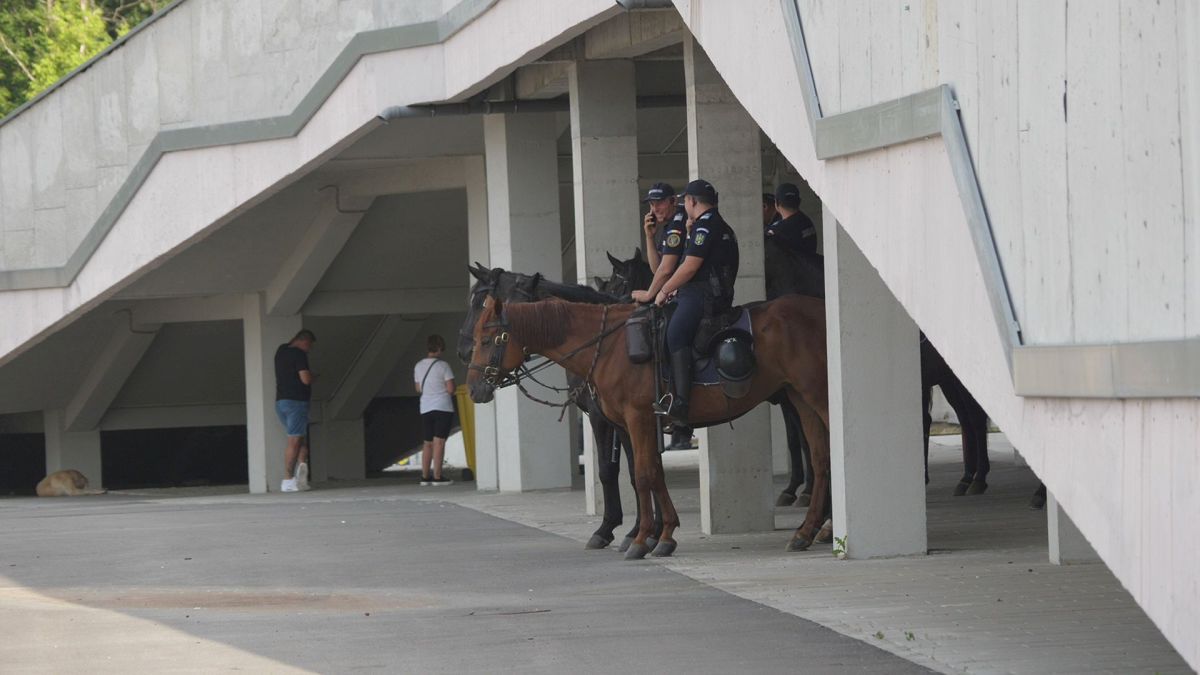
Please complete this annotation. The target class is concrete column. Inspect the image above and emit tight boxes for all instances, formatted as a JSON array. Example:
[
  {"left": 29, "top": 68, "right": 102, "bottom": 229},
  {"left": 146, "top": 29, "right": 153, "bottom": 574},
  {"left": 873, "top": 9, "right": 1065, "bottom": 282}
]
[
  {"left": 483, "top": 112, "right": 573, "bottom": 492},
  {"left": 43, "top": 409, "right": 103, "bottom": 488},
  {"left": 310, "top": 418, "right": 366, "bottom": 481},
  {"left": 684, "top": 36, "right": 775, "bottom": 534},
  {"left": 466, "top": 154, "right": 499, "bottom": 491},
  {"left": 243, "top": 292, "right": 301, "bottom": 494},
  {"left": 825, "top": 213, "right": 927, "bottom": 558},
  {"left": 569, "top": 59, "right": 640, "bottom": 509},
  {"left": 1048, "top": 492, "right": 1099, "bottom": 565}
]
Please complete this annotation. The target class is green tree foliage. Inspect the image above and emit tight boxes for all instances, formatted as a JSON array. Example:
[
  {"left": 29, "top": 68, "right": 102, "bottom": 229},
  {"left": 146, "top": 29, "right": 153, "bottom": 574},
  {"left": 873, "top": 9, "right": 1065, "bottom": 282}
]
[{"left": 0, "top": 0, "right": 166, "bottom": 118}]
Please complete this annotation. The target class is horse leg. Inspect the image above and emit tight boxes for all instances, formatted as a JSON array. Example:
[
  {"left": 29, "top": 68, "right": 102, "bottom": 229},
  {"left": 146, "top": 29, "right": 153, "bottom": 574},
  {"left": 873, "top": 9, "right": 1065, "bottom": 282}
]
[
  {"left": 647, "top": 493, "right": 664, "bottom": 551},
  {"left": 786, "top": 390, "right": 830, "bottom": 552},
  {"left": 964, "top": 401, "right": 990, "bottom": 495},
  {"left": 624, "top": 413, "right": 670, "bottom": 560},
  {"left": 618, "top": 433, "right": 640, "bottom": 552},
  {"left": 777, "top": 398, "right": 806, "bottom": 506},
  {"left": 587, "top": 420, "right": 623, "bottom": 549},
  {"left": 799, "top": 417, "right": 814, "bottom": 506}
]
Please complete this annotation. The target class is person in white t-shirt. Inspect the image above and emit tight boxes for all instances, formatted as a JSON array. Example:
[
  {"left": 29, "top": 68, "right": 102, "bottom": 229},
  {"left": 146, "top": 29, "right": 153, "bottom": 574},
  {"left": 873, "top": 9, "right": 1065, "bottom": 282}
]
[{"left": 413, "top": 334, "right": 456, "bottom": 486}]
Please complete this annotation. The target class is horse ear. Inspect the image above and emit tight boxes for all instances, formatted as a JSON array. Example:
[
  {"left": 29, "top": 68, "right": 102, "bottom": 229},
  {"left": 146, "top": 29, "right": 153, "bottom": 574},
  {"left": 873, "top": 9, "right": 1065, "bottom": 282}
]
[
  {"left": 469, "top": 264, "right": 488, "bottom": 282},
  {"left": 606, "top": 251, "right": 621, "bottom": 268},
  {"left": 634, "top": 247, "right": 645, "bottom": 261},
  {"left": 594, "top": 276, "right": 605, "bottom": 287}
]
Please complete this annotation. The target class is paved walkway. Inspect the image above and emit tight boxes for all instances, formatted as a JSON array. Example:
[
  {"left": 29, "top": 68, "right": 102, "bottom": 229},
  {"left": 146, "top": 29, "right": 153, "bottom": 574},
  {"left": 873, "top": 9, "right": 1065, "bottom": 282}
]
[
  {"left": 2, "top": 435, "right": 1191, "bottom": 673},
  {"left": 1, "top": 481, "right": 924, "bottom": 672},
  {"left": 416, "top": 435, "right": 1192, "bottom": 675}
]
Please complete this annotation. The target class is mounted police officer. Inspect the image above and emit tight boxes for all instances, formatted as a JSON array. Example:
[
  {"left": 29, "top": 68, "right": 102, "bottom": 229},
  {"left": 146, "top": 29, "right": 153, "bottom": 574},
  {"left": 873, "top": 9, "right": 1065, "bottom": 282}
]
[
  {"left": 652, "top": 179, "right": 740, "bottom": 424},
  {"left": 764, "top": 182, "right": 818, "bottom": 255},
  {"left": 631, "top": 182, "right": 686, "bottom": 305}
]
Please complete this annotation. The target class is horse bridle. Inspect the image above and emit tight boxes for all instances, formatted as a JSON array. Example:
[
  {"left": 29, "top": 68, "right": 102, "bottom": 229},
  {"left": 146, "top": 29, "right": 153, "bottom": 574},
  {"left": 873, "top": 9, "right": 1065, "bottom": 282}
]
[{"left": 469, "top": 295, "right": 621, "bottom": 416}]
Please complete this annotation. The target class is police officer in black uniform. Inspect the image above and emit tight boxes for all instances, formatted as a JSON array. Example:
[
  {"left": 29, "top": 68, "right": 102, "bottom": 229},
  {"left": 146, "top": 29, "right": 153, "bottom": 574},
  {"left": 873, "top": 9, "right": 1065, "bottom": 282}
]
[
  {"left": 631, "top": 182, "right": 687, "bottom": 305},
  {"left": 764, "top": 182, "right": 818, "bottom": 255},
  {"left": 653, "top": 179, "right": 740, "bottom": 424}
]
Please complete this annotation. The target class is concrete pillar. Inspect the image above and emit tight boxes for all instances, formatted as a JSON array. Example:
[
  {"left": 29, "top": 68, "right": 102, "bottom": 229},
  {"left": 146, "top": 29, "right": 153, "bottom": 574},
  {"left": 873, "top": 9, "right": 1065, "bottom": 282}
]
[
  {"left": 483, "top": 112, "right": 573, "bottom": 492},
  {"left": 568, "top": 59, "right": 640, "bottom": 509},
  {"left": 825, "top": 213, "right": 927, "bottom": 558},
  {"left": 1048, "top": 492, "right": 1099, "bottom": 565},
  {"left": 684, "top": 36, "right": 775, "bottom": 534},
  {"left": 243, "top": 292, "right": 302, "bottom": 494},
  {"left": 466, "top": 154, "right": 499, "bottom": 491},
  {"left": 43, "top": 409, "right": 103, "bottom": 488},
  {"left": 310, "top": 418, "right": 366, "bottom": 481}
]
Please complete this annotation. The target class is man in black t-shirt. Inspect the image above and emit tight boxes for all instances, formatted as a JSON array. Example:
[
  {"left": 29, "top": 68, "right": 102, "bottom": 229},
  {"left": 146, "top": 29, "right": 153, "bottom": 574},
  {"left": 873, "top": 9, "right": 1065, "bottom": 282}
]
[
  {"left": 275, "top": 329, "right": 316, "bottom": 492},
  {"left": 765, "top": 182, "right": 818, "bottom": 255}
]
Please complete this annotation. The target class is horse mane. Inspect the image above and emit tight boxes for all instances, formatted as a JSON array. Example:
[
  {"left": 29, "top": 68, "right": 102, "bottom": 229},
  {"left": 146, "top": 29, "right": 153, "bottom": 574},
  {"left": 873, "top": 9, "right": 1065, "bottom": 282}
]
[
  {"left": 504, "top": 301, "right": 576, "bottom": 352},
  {"left": 536, "top": 278, "right": 619, "bottom": 304}
]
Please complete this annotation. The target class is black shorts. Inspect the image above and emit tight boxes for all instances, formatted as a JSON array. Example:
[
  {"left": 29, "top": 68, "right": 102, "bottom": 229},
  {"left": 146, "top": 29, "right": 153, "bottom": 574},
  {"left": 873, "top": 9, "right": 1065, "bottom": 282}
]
[{"left": 422, "top": 410, "right": 454, "bottom": 441}]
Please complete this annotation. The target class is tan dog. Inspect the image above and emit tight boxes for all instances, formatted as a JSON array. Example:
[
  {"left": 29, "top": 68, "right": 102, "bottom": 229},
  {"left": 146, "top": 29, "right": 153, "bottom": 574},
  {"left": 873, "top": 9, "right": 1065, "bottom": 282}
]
[{"left": 36, "top": 470, "right": 107, "bottom": 497}]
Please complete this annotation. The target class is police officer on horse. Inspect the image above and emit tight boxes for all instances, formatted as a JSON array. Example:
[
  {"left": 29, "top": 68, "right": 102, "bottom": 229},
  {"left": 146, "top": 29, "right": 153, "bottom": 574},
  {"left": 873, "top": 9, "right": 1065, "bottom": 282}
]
[{"left": 651, "top": 179, "right": 740, "bottom": 424}]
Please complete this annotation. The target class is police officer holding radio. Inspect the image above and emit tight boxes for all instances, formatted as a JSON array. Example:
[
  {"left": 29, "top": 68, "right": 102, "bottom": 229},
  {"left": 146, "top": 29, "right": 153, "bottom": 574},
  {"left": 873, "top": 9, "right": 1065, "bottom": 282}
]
[{"left": 653, "top": 179, "right": 740, "bottom": 424}]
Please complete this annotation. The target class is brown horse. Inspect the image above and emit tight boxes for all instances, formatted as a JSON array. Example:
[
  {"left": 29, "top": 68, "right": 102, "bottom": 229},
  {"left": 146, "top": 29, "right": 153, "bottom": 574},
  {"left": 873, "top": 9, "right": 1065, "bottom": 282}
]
[{"left": 466, "top": 293, "right": 831, "bottom": 559}]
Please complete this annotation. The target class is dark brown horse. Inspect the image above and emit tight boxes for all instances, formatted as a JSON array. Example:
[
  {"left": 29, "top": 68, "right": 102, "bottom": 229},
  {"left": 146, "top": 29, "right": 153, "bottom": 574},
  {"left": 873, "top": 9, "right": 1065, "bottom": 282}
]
[{"left": 466, "top": 294, "right": 831, "bottom": 559}]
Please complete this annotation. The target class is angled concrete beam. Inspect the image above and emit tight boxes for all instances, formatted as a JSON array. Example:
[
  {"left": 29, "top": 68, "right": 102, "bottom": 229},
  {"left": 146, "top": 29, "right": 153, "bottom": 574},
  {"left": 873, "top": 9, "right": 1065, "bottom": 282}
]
[
  {"left": 266, "top": 198, "right": 367, "bottom": 317},
  {"left": 129, "top": 294, "right": 243, "bottom": 323},
  {"left": 64, "top": 324, "right": 160, "bottom": 432},
  {"left": 585, "top": 10, "right": 685, "bottom": 60},
  {"left": 301, "top": 288, "right": 463, "bottom": 317},
  {"left": 337, "top": 156, "right": 472, "bottom": 198},
  {"left": 516, "top": 63, "right": 572, "bottom": 100},
  {"left": 534, "top": 38, "right": 584, "bottom": 64},
  {"left": 100, "top": 403, "right": 246, "bottom": 431},
  {"left": 325, "top": 315, "right": 426, "bottom": 421}
]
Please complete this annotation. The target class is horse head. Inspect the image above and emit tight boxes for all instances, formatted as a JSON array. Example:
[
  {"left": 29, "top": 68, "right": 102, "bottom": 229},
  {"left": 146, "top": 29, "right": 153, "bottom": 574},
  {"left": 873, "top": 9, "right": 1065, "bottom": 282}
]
[
  {"left": 597, "top": 248, "right": 653, "bottom": 299},
  {"left": 465, "top": 293, "right": 526, "bottom": 404},
  {"left": 460, "top": 265, "right": 544, "bottom": 363}
]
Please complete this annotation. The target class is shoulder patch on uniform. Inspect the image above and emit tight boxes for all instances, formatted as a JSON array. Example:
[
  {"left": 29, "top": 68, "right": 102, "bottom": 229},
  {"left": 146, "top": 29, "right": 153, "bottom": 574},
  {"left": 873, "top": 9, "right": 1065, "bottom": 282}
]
[
  {"left": 666, "top": 232, "right": 682, "bottom": 248},
  {"left": 694, "top": 231, "right": 707, "bottom": 246},
  {"left": 699, "top": 212, "right": 713, "bottom": 221}
]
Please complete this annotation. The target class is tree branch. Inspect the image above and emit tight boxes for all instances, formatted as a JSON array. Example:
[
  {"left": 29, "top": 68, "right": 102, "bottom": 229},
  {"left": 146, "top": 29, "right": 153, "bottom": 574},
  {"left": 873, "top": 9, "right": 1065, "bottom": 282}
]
[{"left": 0, "top": 32, "right": 36, "bottom": 83}]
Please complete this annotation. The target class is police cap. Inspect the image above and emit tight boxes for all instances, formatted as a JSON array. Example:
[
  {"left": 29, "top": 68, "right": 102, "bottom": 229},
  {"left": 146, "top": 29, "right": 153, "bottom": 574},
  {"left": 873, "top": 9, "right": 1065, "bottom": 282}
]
[
  {"left": 679, "top": 179, "right": 718, "bottom": 204},
  {"left": 775, "top": 182, "right": 801, "bottom": 210},
  {"left": 642, "top": 182, "right": 676, "bottom": 203}
]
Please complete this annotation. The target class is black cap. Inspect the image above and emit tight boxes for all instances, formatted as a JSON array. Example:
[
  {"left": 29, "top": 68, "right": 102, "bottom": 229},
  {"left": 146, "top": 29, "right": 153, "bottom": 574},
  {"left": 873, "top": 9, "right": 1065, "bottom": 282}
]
[
  {"left": 775, "top": 182, "right": 801, "bottom": 210},
  {"left": 679, "top": 179, "right": 718, "bottom": 203},
  {"left": 642, "top": 182, "right": 675, "bottom": 202}
]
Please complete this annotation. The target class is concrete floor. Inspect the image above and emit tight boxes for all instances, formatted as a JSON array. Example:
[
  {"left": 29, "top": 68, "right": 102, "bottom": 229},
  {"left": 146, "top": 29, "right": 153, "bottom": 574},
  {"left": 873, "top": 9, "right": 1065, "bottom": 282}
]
[
  {"left": 2, "top": 480, "right": 924, "bottom": 672},
  {"left": 1, "top": 435, "right": 1191, "bottom": 674}
]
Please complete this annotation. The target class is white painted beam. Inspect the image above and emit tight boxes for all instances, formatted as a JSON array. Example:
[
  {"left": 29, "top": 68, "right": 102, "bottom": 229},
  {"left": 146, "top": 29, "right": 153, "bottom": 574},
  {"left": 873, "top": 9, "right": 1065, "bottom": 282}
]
[
  {"left": 243, "top": 292, "right": 301, "bottom": 494},
  {"left": 465, "top": 154, "right": 499, "bottom": 492},
  {"left": 825, "top": 215, "right": 926, "bottom": 559},
  {"left": 64, "top": 324, "right": 160, "bottom": 432},
  {"left": 325, "top": 315, "right": 425, "bottom": 422},
  {"left": 337, "top": 156, "right": 473, "bottom": 199},
  {"left": 266, "top": 197, "right": 367, "bottom": 317},
  {"left": 301, "top": 288, "right": 463, "bottom": 317},
  {"left": 1048, "top": 492, "right": 1100, "bottom": 565}
]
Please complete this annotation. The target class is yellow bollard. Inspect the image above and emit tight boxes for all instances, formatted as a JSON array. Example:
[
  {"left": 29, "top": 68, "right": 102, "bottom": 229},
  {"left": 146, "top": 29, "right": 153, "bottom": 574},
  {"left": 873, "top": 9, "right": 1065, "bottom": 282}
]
[{"left": 454, "top": 384, "right": 476, "bottom": 473}]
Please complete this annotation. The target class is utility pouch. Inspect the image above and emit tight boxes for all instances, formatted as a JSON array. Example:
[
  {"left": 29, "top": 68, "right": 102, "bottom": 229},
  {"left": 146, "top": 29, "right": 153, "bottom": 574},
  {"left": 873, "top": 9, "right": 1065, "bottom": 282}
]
[{"left": 625, "top": 308, "right": 653, "bottom": 364}]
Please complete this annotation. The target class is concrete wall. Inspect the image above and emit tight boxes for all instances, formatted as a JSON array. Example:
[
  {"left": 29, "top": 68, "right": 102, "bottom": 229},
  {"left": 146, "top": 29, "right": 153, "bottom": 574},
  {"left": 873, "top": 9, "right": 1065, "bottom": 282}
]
[
  {"left": 798, "top": 0, "right": 1196, "bottom": 345},
  {"left": 675, "top": 0, "right": 1199, "bottom": 667}
]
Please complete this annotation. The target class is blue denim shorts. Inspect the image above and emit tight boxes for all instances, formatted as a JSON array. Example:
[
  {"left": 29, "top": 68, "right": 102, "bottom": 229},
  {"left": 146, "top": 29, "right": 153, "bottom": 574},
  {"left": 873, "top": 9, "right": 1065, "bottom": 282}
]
[{"left": 275, "top": 400, "right": 310, "bottom": 437}]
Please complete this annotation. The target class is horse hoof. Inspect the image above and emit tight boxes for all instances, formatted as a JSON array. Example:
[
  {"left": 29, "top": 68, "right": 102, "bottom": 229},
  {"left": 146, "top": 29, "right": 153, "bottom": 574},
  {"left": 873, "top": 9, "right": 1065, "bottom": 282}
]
[
  {"left": 776, "top": 491, "right": 798, "bottom": 507},
  {"left": 1029, "top": 494, "right": 1046, "bottom": 510},
  {"left": 651, "top": 540, "right": 677, "bottom": 557},
  {"left": 624, "top": 542, "right": 651, "bottom": 560},
  {"left": 645, "top": 536, "right": 659, "bottom": 551},
  {"left": 952, "top": 479, "right": 971, "bottom": 497},
  {"left": 786, "top": 536, "right": 811, "bottom": 552},
  {"left": 966, "top": 480, "right": 988, "bottom": 496},
  {"left": 794, "top": 493, "right": 811, "bottom": 507},
  {"left": 617, "top": 536, "right": 635, "bottom": 553},
  {"left": 814, "top": 518, "right": 834, "bottom": 544},
  {"left": 585, "top": 533, "right": 614, "bottom": 550}
]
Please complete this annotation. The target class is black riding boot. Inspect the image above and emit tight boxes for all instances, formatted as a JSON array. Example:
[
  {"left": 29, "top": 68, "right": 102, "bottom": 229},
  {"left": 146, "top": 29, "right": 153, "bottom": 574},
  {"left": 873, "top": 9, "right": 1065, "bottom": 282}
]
[{"left": 666, "top": 348, "right": 692, "bottom": 425}]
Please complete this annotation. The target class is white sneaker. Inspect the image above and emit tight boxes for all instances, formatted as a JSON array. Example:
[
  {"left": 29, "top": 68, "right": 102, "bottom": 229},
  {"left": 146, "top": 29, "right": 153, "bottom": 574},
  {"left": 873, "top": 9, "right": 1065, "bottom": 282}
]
[
  {"left": 280, "top": 478, "right": 299, "bottom": 493},
  {"left": 296, "top": 462, "right": 311, "bottom": 491}
]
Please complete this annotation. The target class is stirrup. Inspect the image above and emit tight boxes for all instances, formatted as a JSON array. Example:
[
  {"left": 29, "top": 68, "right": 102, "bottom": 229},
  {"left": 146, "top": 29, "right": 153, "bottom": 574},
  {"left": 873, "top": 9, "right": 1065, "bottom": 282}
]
[{"left": 653, "top": 392, "right": 674, "bottom": 416}]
